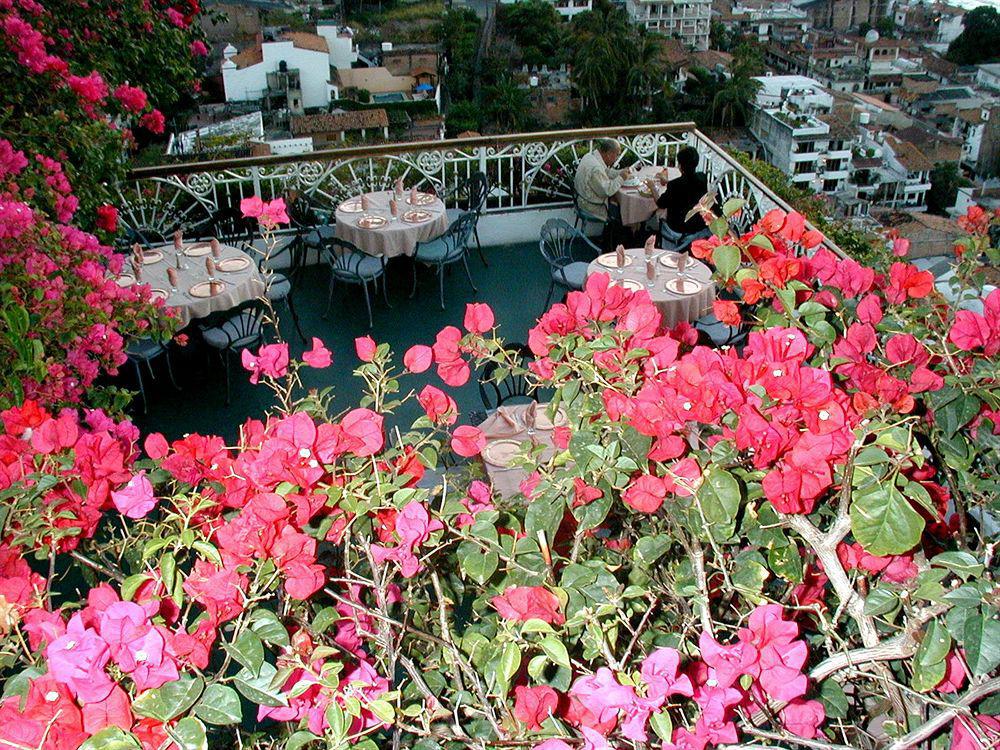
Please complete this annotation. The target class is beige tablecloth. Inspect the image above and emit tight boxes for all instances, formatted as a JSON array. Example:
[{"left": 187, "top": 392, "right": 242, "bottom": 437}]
[
  {"left": 334, "top": 191, "right": 448, "bottom": 258},
  {"left": 480, "top": 404, "right": 560, "bottom": 499},
  {"left": 615, "top": 165, "right": 678, "bottom": 226},
  {"left": 117, "top": 243, "right": 265, "bottom": 327},
  {"left": 586, "top": 248, "right": 715, "bottom": 328}
]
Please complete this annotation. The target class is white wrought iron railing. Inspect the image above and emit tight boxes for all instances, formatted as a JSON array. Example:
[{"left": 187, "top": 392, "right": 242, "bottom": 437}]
[{"left": 118, "top": 123, "right": 844, "bottom": 257}]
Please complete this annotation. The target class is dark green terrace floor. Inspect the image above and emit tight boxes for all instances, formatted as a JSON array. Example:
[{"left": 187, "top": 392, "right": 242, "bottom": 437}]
[{"left": 131, "top": 240, "right": 554, "bottom": 442}]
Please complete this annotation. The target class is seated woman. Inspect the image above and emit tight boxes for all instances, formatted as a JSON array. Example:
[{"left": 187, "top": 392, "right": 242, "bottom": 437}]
[{"left": 646, "top": 146, "right": 716, "bottom": 250}]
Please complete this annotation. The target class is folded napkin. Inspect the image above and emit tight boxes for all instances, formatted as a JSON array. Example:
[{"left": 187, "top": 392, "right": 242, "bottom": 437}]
[
  {"left": 410, "top": 185, "right": 418, "bottom": 203},
  {"left": 390, "top": 198, "right": 398, "bottom": 217},
  {"left": 166, "top": 267, "right": 178, "bottom": 289},
  {"left": 173, "top": 230, "right": 183, "bottom": 251},
  {"left": 395, "top": 177, "right": 404, "bottom": 196},
  {"left": 206, "top": 257, "right": 216, "bottom": 277},
  {"left": 644, "top": 234, "right": 656, "bottom": 255},
  {"left": 210, "top": 238, "right": 221, "bottom": 258},
  {"left": 361, "top": 194, "right": 370, "bottom": 211},
  {"left": 480, "top": 406, "right": 525, "bottom": 439},
  {"left": 616, "top": 244, "right": 625, "bottom": 268},
  {"left": 131, "top": 258, "right": 142, "bottom": 281}
]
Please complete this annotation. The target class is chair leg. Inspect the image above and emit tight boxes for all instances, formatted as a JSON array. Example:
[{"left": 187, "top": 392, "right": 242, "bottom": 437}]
[
  {"left": 410, "top": 259, "right": 419, "bottom": 299},
  {"left": 380, "top": 274, "right": 392, "bottom": 308},
  {"left": 474, "top": 225, "right": 487, "bottom": 267},
  {"left": 362, "top": 281, "right": 374, "bottom": 328},
  {"left": 222, "top": 350, "right": 231, "bottom": 406},
  {"left": 164, "top": 348, "right": 180, "bottom": 391},
  {"left": 437, "top": 264, "right": 445, "bottom": 310},
  {"left": 324, "top": 277, "right": 335, "bottom": 319},
  {"left": 544, "top": 280, "right": 554, "bottom": 311},
  {"left": 286, "top": 294, "right": 307, "bottom": 344},
  {"left": 461, "top": 254, "right": 478, "bottom": 293},
  {"left": 132, "top": 359, "right": 147, "bottom": 414}
]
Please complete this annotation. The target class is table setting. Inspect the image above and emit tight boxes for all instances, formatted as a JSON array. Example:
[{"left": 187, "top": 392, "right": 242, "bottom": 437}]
[
  {"left": 478, "top": 402, "right": 568, "bottom": 498},
  {"left": 334, "top": 178, "right": 449, "bottom": 258},
  {"left": 114, "top": 231, "right": 265, "bottom": 327},
  {"left": 587, "top": 236, "right": 715, "bottom": 327},
  {"left": 616, "top": 164, "right": 678, "bottom": 227}
]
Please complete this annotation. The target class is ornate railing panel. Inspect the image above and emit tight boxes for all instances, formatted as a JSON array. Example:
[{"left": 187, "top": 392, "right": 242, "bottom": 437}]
[{"left": 119, "top": 123, "right": 844, "bottom": 257}]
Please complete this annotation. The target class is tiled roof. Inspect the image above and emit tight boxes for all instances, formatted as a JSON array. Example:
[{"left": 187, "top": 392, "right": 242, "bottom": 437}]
[
  {"left": 290, "top": 109, "right": 389, "bottom": 136},
  {"left": 231, "top": 45, "right": 264, "bottom": 69},
  {"left": 886, "top": 134, "right": 934, "bottom": 172},
  {"left": 230, "top": 32, "right": 329, "bottom": 69}
]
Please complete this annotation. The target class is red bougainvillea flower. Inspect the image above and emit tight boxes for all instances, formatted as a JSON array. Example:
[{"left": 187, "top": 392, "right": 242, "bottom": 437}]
[
  {"left": 451, "top": 424, "right": 485, "bottom": 457},
  {"left": 242, "top": 342, "right": 289, "bottom": 383},
  {"left": 110, "top": 470, "right": 157, "bottom": 518},
  {"left": 948, "top": 289, "right": 1000, "bottom": 356},
  {"left": 95, "top": 204, "right": 118, "bottom": 233},
  {"left": 623, "top": 473, "right": 667, "bottom": 513},
  {"left": 781, "top": 699, "right": 826, "bottom": 738},
  {"left": 514, "top": 685, "right": 559, "bottom": 730},
  {"left": 370, "top": 501, "right": 443, "bottom": 577},
  {"left": 417, "top": 384, "right": 458, "bottom": 425},
  {"left": 491, "top": 586, "right": 565, "bottom": 625},
  {"left": 949, "top": 714, "right": 1000, "bottom": 750},
  {"left": 139, "top": 109, "right": 165, "bottom": 134},
  {"left": 403, "top": 344, "right": 433, "bottom": 372},
  {"left": 885, "top": 262, "right": 934, "bottom": 304},
  {"left": 354, "top": 335, "right": 377, "bottom": 362},
  {"left": 302, "top": 337, "right": 332, "bottom": 368},
  {"left": 463, "top": 302, "right": 495, "bottom": 334},
  {"left": 713, "top": 299, "right": 741, "bottom": 327}
]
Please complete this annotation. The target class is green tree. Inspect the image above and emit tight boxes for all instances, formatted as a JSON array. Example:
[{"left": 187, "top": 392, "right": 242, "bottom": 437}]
[
  {"left": 440, "top": 8, "right": 482, "bottom": 102},
  {"left": 708, "top": 42, "right": 763, "bottom": 128},
  {"left": 627, "top": 34, "right": 667, "bottom": 111},
  {"left": 927, "top": 162, "right": 971, "bottom": 216},
  {"left": 946, "top": 6, "right": 1000, "bottom": 66},
  {"left": 445, "top": 100, "right": 482, "bottom": 136},
  {"left": 483, "top": 76, "right": 533, "bottom": 132},
  {"left": 497, "top": 0, "right": 566, "bottom": 69}
]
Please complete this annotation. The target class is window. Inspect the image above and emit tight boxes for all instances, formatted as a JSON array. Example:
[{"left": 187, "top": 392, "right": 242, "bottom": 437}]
[
  {"left": 795, "top": 162, "right": 813, "bottom": 174},
  {"left": 823, "top": 179, "right": 839, "bottom": 192},
  {"left": 796, "top": 141, "right": 816, "bottom": 153}
]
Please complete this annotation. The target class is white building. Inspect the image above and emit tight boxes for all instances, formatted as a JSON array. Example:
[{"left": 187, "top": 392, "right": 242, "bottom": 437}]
[
  {"left": 624, "top": 0, "right": 711, "bottom": 50},
  {"left": 222, "top": 32, "right": 334, "bottom": 110},
  {"left": 315, "top": 22, "right": 360, "bottom": 70},
  {"left": 748, "top": 75, "right": 853, "bottom": 195},
  {"left": 854, "top": 130, "right": 933, "bottom": 210},
  {"left": 976, "top": 64, "right": 1000, "bottom": 95},
  {"left": 498, "top": 0, "right": 592, "bottom": 18},
  {"left": 721, "top": 2, "right": 809, "bottom": 45}
]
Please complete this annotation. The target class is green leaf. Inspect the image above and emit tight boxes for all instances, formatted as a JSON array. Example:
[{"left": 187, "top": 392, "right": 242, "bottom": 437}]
[
  {"left": 712, "top": 244, "right": 741, "bottom": 280},
  {"left": 767, "top": 544, "right": 803, "bottom": 583},
  {"left": 193, "top": 684, "right": 242, "bottom": 725},
  {"left": 731, "top": 550, "right": 769, "bottom": 600},
  {"left": 225, "top": 628, "right": 264, "bottom": 676},
  {"left": 935, "top": 392, "right": 980, "bottom": 437},
  {"left": 818, "top": 679, "right": 848, "bottom": 719},
  {"left": 78, "top": 728, "right": 142, "bottom": 750},
  {"left": 167, "top": 717, "right": 207, "bottom": 750},
  {"left": 367, "top": 699, "right": 396, "bottom": 725},
  {"left": 497, "top": 642, "right": 521, "bottom": 689},
  {"left": 911, "top": 620, "right": 952, "bottom": 692},
  {"left": 248, "top": 609, "right": 290, "bottom": 646},
  {"left": 539, "top": 636, "right": 570, "bottom": 669},
  {"left": 962, "top": 612, "right": 1000, "bottom": 676},
  {"left": 286, "top": 731, "right": 322, "bottom": 750},
  {"left": 722, "top": 197, "right": 745, "bottom": 218},
  {"left": 457, "top": 539, "right": 499, "bottom": 584},
  {"left": 131, "top": 677, "right": 204, "bottom": 722},
  {"left": 234, "top": 663, "right": 288, "bottom": 708},
  {"left": 695, "top": 468, "right": 741, "bottom": 539},
  {"left": 863, "top": 587, "right": 900, "bottom": 617},
  {"left": 931, "top": 551, "right": 984, "bottom": 579},
  {"left": 649, "top": 709, "right": 674, "bottom": 741},
  {"left": 326, "top": 701, "right": 348, "bottom": 741},
  {"left": 633, "top": 534, "right": 672, "bottom": 571},
  {"left": 850, "top": 483, "right": 924, "bottom": 556},
  {"left": 312, "top": 606, "right": 339, "bottom": 635}
]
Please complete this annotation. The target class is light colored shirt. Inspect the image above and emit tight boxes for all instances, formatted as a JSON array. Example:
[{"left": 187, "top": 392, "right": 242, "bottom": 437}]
[{"left": 574, "top": 150, "right": 624, "bottom": 222}]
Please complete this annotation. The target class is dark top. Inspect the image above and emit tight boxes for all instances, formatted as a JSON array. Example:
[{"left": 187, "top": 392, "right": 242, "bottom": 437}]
[{"left": 655, "top": 171, "right": 712, "bottom": 235}]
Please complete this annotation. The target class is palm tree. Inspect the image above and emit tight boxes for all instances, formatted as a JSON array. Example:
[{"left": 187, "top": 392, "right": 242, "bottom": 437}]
[
  {"left": 709, "top": 75, "right": 761, "bottom": 128},
  {"left": 627, "top": 34, "right": 666, "bottom": 111}
]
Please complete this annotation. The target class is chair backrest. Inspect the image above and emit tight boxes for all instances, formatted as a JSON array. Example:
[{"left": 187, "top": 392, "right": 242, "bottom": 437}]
[
  {"left": 216, "top": 299, "right": 267, "bottom": 349},
  {"left": 452, "top": 172, "right": 488, "bottom": 215},
  {"left": 712, "top": 169, "right": 762, "bottom": 236},
  {"left": 324, "top": 237, "right": 378, "bottom": 281},
  {"left": 539, "top": 218, "right": 586, "bottom": 268},
  {"left": 432, "top": 211, "right": 476, "bottom": 261},
  {"left": 207, "top": 209, "right": 254, "bottom": 245},
  {"left": 478, "top": 342, "right": 538, "bottom": 410}
]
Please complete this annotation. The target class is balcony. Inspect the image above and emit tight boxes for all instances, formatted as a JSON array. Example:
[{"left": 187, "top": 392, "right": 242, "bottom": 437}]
[
  {"left": 118, "top": 124, "right": 843, "bottom": 439},
  {"left": 120, "top": 123, "right": 840, "bottom": 253}
]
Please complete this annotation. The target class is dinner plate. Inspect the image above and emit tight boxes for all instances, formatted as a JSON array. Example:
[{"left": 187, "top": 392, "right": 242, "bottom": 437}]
[
  {"left": 184, "top": 243, "right": 212, "bottom": 257},
  {"left": 665, "top": 277, "right": 702, "bottom": 295},
  {"left": 403, "top": 209, "right": 432, "bottom": 223},
  {"left": 659, "top": 252, "right": 681, "bottom": 268},
  {"left": 406, "top": 192, "right": 436, "bottom": 206},
  {"left": 141, "top": 250, "right": 164, "bottom": 264},
  {"left": 482, "top": 439, "right": 521, "bottom": 468},
  {"left": 534, "top": 407, "right": 567, "bottom": 431},
  {"left": 596, "top": 253, "right": 632, "bottom": 268},
  {"left": 116, "top": 275, "right": 135, "bottom": 287},
  {"left": 357, "top": 214, "right": 387, "bottom": 229},
  {"left": 339, "top": 199, "right": 364, "bottom": 213},
  {"left": 189, "top": 280, "right": 226, "bottom": 298},
  {"left": 216, "top": 257, "right": 250, "bottom": 273},
  {"left": 615, "top": 279, "right": 643, "bottom": 292},
  {"left": 150, "top": 289, "right": 168, "bottom": 301}
]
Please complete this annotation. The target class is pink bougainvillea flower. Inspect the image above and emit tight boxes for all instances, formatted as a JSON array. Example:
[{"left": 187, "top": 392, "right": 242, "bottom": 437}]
[
  {"left": 623, "top": 473, "right": 667, "bottom": 513},
  {"left": 403, "top": 344, "right": 433, "bottom": 372},
  {"left": 182, "top": 559, "right": 248, "bottom": 624},
  {"left": 370, "top": 501, "right": 443, "bottom": 577},
  {"left": 438, "top": 357, "right": 471, "bottom": 387},
  {"left": 641, "top": 647, "right": 694, "bottom": 699},
  {"left": 242, "top": 343, "right": 289, "bottom": 383},
  {"left": 464, "top": 302, "right": 495, "bottom": 334},
  {"left": 533, "top": 741, "right": 574, "bottom": 750},
  {"left": 140, "top": 109, "right": 165, "bottom": 133},
  {"left": 240, "top": 196, "right": 289, "bottom": 229},
  {"left": 110, "top": 471, "right": 157, "bottom": 519},
  {"left": 781, "top": 699, "right": 825, "bottom": 738},
  {"left": 95, "top": 204, "right": 118, "bottom": 233},
  {"left": 568, "top": 667, "right": 636, "bottom": 728},
  {"left": 491, "top": 586, "right": 565, "bottom": 625},
  {"left": 339, "top": 408, "right": 384, "bottom": 456},
  {"left": 451, "top": 424, "right": 485, "bottom": 457},
  {"left": 950, "top": 714, "right": 1000, "bottom": 750},
  {"left": 936, "top": 651, "right": 969, "bottom": 694},
  {"left": 355, "top": 335, "right": 377, "bottom": 362},
  {"left": 302, "top": 337, "right": 332, "bottom": 368},
  {"left": 885, "top": 262, "right": 934, "bottom": 304},
  {"left": 418, "top": 384, "right": 458, "bottom": 425},
  {"left": 190, "top": 40, "right": 209, "bottom": 56},
  {"left": 514, "top": 685, "right": 559, "bottom": 730},
  {"left": 45, "top": 613, "right": 114, "bottom": 702},
  {"left": 892, "top": 237, "right": 910, "bottom": 257}
]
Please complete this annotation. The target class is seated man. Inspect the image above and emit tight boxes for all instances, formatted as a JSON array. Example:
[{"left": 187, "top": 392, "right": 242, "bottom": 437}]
[
  {"left": 647, "top": 146, "right": 715, "bottom": 247},
  {"left": 574, "top": 139, "right": 631, "bottom": 225}
]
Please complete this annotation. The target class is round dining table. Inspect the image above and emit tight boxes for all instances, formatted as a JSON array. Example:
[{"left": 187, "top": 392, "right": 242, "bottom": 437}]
[
  {"left": 616, "top": 165, "right": 679, "bottom": 226},
  {"left": 334, "top": 190, "right": 449, "bottom": 258},
  {"left": 586, "top": 247, "right": 715, "bottom": 328},
  {"left": 115, "top": 241, "right": 265, "bottom": 327}
]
